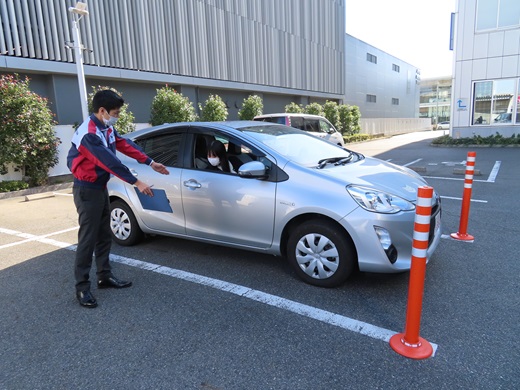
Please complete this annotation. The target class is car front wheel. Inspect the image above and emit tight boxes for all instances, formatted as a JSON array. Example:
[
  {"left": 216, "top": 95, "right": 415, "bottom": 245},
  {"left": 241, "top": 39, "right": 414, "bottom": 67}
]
[
  {"left": 287, "top": 220, "right": 356, "bottom": 287},
  {"left": 110, "top": 200, "right": 143, "bottom": 246}
]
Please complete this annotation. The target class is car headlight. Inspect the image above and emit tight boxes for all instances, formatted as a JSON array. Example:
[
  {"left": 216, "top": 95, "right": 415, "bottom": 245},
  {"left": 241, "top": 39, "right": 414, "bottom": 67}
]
[{"left": 347, "top": 185, "right": 415, "bottom": 214}]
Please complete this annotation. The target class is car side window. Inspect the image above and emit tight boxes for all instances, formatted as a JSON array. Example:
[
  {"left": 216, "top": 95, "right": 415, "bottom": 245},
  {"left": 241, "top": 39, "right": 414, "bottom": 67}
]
[
  {"left": 135, "top": 132, "right": 182, "bottom": 167},
  {"left": 304, "top": 119, "right": 320, "bottom": 133},
  {"left": 290, "top": 117, "right": 304, "bottom": 130},
  {"left": 319, "top": 119, "right": 333, "bottom": 134}
]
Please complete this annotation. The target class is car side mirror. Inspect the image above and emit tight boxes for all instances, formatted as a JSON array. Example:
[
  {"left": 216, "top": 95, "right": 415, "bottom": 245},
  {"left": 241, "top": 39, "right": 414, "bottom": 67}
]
[{"left": 237, "top": 161, "right": 267, "bottom": 179}]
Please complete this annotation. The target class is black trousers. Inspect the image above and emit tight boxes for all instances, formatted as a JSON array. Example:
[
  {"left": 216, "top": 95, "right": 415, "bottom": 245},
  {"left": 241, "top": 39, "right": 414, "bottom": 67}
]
[{"left": 73, "top": 187, "right": 113, "bottom": 292}]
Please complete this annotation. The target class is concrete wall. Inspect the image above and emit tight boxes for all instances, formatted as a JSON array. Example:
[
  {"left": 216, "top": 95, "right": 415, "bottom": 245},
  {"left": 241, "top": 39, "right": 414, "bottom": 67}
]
[{"left": 360, "top": 118, "right": 432, "bottom": 136}]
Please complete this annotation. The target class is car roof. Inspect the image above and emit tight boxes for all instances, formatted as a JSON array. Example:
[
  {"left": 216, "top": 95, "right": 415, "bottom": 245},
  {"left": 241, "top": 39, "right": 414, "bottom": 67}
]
[
  {"left": 254, "top": 113, "right": 326, "bottom": 119},
  {"left": 121, "top": 120, "right": 283, "bottom": 139}
]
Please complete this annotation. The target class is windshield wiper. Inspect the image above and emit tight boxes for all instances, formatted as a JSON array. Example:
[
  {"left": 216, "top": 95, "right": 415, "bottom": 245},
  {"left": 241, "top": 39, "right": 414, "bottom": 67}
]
[
  {"left": 317, "top": 154, "right": 352, "bottom": 169},
  {"left": 343, "top": 148, "right": 365, "bottom": 160}
]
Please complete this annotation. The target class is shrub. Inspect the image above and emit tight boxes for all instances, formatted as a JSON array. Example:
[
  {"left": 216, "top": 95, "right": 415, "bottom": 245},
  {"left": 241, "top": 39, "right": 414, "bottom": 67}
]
[
  {"left": 150, "top": 86, "right": 197, "bottom": 126},
  {"left": 323, "top": 101, "right": 340, "bottom": 130},
  {"left": 238, "top": 95, "right": 263, "bottom": 120},
  {"left": 199, "top": 94, "right": 228, "bottom": 121},
  {"left": 285, "top": 102, "right": 304, "bottom": 113},
  {"left": 88, "top": 86, "right": 136, "bottom": 135},
  {"left": 0, "top": 180, "right": 29, "bottom": 193},
  {"left": 0, "top": 74, "right": 60, "bottom": 186},
  {"left": 432, "top": 133, "right": 520, "bottom": 146},
  {"left": 304, "top": 102, "right": 324, "bottom": 116},
  {"left": 338, "top": 104, "right": 361, "bottom": 136},
  {"left": 344, "top": 133, "right": 373, "bottom": 143}
]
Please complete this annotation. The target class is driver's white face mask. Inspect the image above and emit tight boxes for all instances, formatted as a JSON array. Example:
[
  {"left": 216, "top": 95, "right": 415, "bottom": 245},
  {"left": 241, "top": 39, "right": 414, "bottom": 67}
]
[{"left": 208, "top": 157, "right": 220, "bottom": 166}]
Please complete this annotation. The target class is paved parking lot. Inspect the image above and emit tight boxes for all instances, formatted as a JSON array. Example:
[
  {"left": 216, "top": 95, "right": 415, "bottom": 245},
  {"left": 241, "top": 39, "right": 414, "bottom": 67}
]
[{"left": 1, "top": 131, "right": 519, "bottom": 389}]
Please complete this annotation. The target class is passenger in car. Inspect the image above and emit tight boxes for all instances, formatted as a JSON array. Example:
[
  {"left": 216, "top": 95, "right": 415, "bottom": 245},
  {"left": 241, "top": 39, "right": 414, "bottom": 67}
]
[{"left": 207, "top": 140, "right": 235, "bottom": 173}]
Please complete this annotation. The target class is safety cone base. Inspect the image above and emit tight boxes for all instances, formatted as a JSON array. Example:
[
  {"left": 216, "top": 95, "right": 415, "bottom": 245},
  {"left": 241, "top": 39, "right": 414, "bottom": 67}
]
[
  {"left": 450, "top": 232, "right": 474, "bottom": 241},
  {"left": 389, "top": 333, "right": 433, "bottom": 359}
]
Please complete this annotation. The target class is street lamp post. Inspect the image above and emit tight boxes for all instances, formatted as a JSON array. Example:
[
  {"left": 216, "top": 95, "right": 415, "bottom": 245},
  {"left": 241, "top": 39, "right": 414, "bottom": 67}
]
[{"left": 68, "top": 2, "right": 89, "bottom": 120}]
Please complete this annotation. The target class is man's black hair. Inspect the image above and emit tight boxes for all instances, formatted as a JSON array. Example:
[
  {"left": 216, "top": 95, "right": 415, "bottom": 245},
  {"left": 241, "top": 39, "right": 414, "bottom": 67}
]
[{"left": 92, "top": 90, "right": 124, "bottom": 113}]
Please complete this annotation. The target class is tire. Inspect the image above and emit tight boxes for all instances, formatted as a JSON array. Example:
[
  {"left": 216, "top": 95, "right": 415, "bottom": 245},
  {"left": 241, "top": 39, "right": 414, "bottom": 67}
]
[
  {"left": 109, "top": 200, "right": 143, "bottom": 246},
  {"left": 287, "top": 220, "right": 356, "bottom": 287}
]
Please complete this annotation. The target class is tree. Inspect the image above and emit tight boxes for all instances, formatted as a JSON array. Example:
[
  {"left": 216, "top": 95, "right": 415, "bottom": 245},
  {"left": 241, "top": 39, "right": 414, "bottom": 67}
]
[
  {"left": 285, "top": 102, "right": 304, "bottom": 113},
  {"left": 150, "top": 86, "right": 197, "bottom": 125},
  {"left": 238, "top": 95, "right": 263, "bottom": 120},
  {"left": 88, "top": 85, "right": 136, "bottom": 135},
  {"left": 0, "top": 74, "right": 59, "bottom": 186},
  {"left": 199, "top": 94, "right": 228, "bottom": 121},
  {"left": 304, "top": 102, "right": 324, "bottom": 116}
]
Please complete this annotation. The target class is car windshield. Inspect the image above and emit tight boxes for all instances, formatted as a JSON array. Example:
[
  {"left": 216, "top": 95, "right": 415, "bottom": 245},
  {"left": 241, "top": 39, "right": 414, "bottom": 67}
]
[{"left": 238, "top": 124, "right": 350, "bottom": 166}]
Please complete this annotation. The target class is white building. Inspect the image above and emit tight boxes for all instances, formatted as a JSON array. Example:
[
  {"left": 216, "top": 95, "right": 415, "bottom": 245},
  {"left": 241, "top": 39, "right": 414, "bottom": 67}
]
[{"left": 451, "top": 0, "right": 520, "bottom": 138}]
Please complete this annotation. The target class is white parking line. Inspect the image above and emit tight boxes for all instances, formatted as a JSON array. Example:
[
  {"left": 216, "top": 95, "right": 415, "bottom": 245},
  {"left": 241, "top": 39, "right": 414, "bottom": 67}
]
[
  {"left": 0, "top": 226, "right": 79, "bottom": 250},
  {"left": 487, "top": 161, "right": 501, "bottom": 183},
  {"left": 440, "top": 196, "right": 487, "bottom": 203},
  {"left": 403, "top": 158, "right": 422, "bottom": 167},
  {"left": 423, "top": 176, "right": 491, "bottom": 183},
  {"left": 0, "top": 226, "right": 438, "bottom": 356}
]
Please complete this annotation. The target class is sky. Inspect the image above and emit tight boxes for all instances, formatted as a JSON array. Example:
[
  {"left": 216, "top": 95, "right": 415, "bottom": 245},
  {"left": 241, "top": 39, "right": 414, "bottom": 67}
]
[{"left": 345, "top": 0, "right": 456, "bottom": 79}]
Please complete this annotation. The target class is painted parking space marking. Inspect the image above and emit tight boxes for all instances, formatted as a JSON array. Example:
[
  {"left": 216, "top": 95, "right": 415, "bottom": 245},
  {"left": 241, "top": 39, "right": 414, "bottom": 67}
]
[
  {"left": 403, "top": 158, "right": 422, "bottom": 167},
  {"left": 487, "top": 161, "right": 501, "bottom": 183},
  {"left": 0, "top": 226, "right": 438, "bottom": 356},
  {"left": 0, "top": 226, "right": 78, "bottom": 250},
  {"left": 440, "top": 195, "right": 487, "bottom": 203}
]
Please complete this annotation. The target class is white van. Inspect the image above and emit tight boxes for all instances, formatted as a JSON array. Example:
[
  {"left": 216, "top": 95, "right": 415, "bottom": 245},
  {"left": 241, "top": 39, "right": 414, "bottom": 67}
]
[{"left": 253, "top": 113, "right": 345, "bottom": 147}]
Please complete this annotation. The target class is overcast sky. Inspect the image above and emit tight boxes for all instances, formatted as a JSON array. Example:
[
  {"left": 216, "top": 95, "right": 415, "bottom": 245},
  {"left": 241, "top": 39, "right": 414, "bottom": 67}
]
[{"left": 345, "top": 0, "right": 456, "bottom": 79}]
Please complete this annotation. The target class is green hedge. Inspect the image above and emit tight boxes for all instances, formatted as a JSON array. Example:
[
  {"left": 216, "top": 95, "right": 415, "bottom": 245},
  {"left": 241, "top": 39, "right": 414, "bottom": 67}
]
[
  {"left": 0, "top": 180, "right": 29, "bottom": 193},
  {"left": 432, "top": 133, "right": 520, "bottom": 146}
]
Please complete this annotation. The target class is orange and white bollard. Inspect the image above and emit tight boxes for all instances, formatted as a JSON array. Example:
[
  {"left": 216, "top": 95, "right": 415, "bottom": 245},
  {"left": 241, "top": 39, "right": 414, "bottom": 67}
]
[
  {"left": 451, "top": 151, "right": 476, "bottom": 241},
  {"left": 389, "top": 186, "right": 433, "bottom": 359}
]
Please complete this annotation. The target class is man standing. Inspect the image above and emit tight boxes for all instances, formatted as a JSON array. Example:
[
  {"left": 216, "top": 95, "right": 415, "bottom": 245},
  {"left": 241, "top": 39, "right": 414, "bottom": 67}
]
[{"left": 67, "top": 90, "right": 169, "bottom": 308}]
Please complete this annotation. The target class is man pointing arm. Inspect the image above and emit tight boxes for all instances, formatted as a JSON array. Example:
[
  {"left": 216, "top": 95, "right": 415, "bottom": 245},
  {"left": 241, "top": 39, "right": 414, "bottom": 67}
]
[{"left": 67, "top": 89, "right": 169, "bottom": 308}]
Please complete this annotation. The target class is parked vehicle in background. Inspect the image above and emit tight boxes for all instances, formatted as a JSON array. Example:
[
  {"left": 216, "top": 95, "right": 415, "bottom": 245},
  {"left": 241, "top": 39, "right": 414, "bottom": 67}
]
[
  {"left": 253, "top": 113, "right": 345, "bottom": 147},
  {"left": 107, "top": 121, "right": 442, "bottom": 287},
  {"left": 437, "top": 121, "right": 450, "bottom": 130}
]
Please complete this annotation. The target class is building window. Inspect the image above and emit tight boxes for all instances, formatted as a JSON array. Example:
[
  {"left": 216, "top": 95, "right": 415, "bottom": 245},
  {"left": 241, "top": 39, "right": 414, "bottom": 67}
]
[
  {"left": 472, "top": 78, "right": 518, "bottom": 125},
  {"left": 366, "top": 53, "right": 377, "bottom": 64},
  {"left": 392, "top": 64, "right": 400, "bottom": 72},
  {"left": 392, "top": 98, "right": 399, "bottom": 105},
  {"left": 476, "top": 0, "right": 520, "bottom": 31},
  {"left": 367, "top": 94, "right": 377, "bottom": 103}
]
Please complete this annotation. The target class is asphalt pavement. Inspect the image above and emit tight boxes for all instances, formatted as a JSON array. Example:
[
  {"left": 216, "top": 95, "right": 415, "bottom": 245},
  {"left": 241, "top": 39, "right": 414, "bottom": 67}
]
[{"left": 1, "top": 130, "right": 519, "bottom": 389}]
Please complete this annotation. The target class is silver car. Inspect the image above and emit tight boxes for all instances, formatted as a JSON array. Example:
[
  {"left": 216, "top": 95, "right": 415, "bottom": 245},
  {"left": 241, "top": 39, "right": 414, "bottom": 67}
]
[{"left": 108, "top": 121, "right": 442, "bottom": 287}]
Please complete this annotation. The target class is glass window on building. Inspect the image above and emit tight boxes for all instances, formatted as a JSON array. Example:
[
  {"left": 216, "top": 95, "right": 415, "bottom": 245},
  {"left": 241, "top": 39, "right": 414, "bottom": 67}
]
[
  {"left": 473, "top": 81, "right": 492, "bottom": 124},
  {"left": 517, "top": 82, "right": 520, "bottom": 124},
  {"left": 476, "top": 0, "right": 520, "bottom": 31},
  {"left": 366, "top": 94, "right": 376, "bottom": 103},
  {"left": 473, "top": 79, "right": 518, "bottom": 125}
]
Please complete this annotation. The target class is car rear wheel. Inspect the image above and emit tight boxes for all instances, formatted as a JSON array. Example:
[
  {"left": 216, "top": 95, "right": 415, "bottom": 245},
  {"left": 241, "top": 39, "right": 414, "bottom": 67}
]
[
  {"left": 287, "top": 220, "right": 356, "bottom": 287},
  {"left": 110, "top": 200, "right": 143, "bottom": 246}
]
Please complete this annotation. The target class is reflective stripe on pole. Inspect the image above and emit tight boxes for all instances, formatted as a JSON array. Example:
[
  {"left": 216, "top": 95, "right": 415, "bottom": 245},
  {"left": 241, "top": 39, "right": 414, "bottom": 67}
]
[
  {"left": 451, "top": 151, "right": 476, "bottom": 241},
  {"left": 389, "top": 186, "right": 433, "bottom": 359}
]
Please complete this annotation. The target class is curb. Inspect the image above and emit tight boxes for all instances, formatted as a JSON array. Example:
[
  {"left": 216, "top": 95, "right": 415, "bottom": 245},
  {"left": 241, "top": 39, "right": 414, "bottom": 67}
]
[
  {"left": 430, "top": 143, "right": 520, "bottom": 148},
  {"left": 0, "top": 182, "right": 73, "bottom": 201}
]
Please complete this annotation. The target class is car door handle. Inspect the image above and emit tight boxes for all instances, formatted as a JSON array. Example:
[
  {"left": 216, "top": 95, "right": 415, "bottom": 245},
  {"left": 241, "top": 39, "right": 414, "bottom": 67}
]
[
  {"left": 183, "top": 179, "right": 201, "bottom": 189},
  {"left": 131, "top": 169, "right": 138, "bottom": 177}
]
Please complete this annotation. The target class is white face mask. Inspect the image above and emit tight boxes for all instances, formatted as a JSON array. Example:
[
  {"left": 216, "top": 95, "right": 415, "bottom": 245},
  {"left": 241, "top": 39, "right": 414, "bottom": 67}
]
[
  {"left": 103, "top": 110, "right": 118, "bottom": 127},
  {"left": 208, "top": 157, "right": 220, "bottom": 166}
]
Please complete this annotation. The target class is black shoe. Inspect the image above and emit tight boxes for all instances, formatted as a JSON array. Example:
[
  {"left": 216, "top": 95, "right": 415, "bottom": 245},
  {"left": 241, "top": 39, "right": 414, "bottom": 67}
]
[
  {"left": 97, "top": 276, "right": 132, "bottom": 289},
  {"left": 76, "top": 290, "right": 97, "bottom": 308}
]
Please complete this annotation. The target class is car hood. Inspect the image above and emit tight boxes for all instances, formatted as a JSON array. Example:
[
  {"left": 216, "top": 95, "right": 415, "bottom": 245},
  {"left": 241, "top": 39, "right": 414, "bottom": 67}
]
[{"left": 317, "top": 156, "right": 428, "bottom": 201}]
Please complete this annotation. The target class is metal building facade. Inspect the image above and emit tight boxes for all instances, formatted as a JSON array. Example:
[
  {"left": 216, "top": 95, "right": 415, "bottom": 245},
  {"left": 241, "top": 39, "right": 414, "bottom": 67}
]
[{"left": 0, "top": 0, "right": 345, "bottom": 124}]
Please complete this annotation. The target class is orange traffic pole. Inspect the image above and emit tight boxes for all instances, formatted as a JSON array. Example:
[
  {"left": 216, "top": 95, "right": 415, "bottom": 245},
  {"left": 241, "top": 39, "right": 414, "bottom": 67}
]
[
  {"left": 451, "top": 151, "right": 476, "bottom": 241},
  {"left": 390, "top": 186, "right": 433, "bottom": 359}
]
